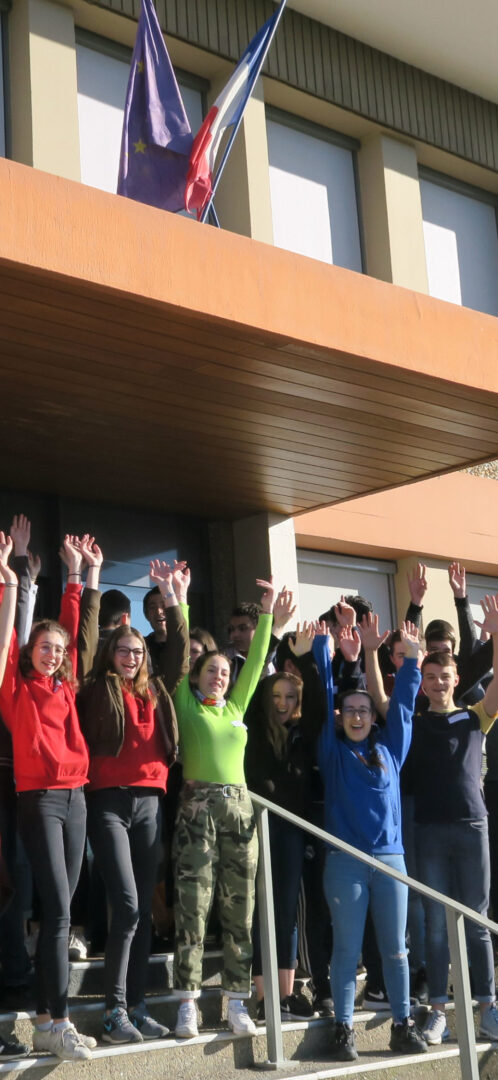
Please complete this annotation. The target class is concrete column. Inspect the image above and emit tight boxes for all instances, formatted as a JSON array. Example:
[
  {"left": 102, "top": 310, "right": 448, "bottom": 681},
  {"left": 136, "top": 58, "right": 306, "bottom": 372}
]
[
  {"left": 207, "top": 75, "right": 273, "bottom": 242},
  {"left": 394, "top": 557, "right": 460, "bottom": 647},
  {"left": 8, "top": 0, "right": 80, "bottom": 180},
  {"left": 357, "top": 133, "right": 428, "bottom": 292},
  {"left": 232, "top": 513, "right": 300, "bottom": 620}
]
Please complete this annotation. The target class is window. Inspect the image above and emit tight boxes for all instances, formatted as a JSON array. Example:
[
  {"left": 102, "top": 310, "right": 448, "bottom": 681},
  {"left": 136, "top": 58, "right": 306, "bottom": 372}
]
[
  {"left": 420, "top": 169, "right": 498, "bottom": 317},
  {"left": 296, "top": 550, "right": 395, "bottom": 631},
  {"left": 76, "top": 31, "right": 205, "bottom": 195},
  {"left": 266, "top": 108, "right": 363, "bottom": 271}
]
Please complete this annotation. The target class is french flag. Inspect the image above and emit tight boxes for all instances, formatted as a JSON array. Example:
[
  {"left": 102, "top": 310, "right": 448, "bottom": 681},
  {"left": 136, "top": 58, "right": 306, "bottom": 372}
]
[{"left": 185, "top": 7, "right": 282, "bottom": 219}]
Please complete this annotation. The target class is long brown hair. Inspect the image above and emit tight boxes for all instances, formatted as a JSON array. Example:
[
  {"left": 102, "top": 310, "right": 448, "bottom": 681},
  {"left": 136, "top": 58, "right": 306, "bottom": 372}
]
[
  {"left": 19, "top": 620, "right": 76, "bottom": 687},
  {"left": 90, "top": 626, "right": 153, "bottom": 702},
  {"left": 260, "top": 672, "right": 303, "bottom": 761}
]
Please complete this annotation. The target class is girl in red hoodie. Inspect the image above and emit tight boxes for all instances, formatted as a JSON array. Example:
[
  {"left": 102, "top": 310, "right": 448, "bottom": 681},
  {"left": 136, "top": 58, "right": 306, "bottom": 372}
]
[{"left": 0, "top": 533, "right": 97, "bottom": 1062}]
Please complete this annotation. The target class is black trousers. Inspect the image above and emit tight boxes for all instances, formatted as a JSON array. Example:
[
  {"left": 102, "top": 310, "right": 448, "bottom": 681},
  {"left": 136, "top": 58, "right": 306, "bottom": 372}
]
[
  {"left": 17, "top": 787, "right": 86, "bottom": 1017},
  {"left": 86, "top": 788, "right": 161, "bottom": 1010}
]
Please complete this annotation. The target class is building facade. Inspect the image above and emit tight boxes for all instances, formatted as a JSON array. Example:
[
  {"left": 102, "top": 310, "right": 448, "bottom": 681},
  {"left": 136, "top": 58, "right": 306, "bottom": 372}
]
[{"left": 0, "top": 0, "right": 497, "bottom": 639}]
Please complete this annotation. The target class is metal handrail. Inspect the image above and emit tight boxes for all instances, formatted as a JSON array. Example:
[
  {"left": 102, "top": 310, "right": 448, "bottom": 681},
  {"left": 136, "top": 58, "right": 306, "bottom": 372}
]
[{"left": 250, "top": 790, "right": 498, "bottom": 1079}]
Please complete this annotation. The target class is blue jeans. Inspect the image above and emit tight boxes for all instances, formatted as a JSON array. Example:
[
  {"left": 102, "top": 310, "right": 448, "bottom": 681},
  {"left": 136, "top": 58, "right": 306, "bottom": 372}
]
[
  {"left": 401, "top": 794, "right": 426, "bottom": 972},
  {"left": 415, "top": 820, "right": 494, "bottom": 1004},
  {"left": 323, "top": 850, "right": 409, "bottom": 1025}
]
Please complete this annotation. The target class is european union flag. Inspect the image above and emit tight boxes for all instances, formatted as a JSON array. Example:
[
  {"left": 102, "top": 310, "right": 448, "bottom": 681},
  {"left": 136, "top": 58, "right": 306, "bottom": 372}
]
[{"left": 117, "top": 0, "right": 193, "bottom": 213}]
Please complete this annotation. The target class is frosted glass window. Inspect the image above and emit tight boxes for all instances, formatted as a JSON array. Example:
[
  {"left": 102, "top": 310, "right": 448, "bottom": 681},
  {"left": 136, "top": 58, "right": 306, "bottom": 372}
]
[
  {"left": 77, "top": 44, "right": 203, "bottom": 195},
  {"left": 0, "top": 17, "right": 5, "bottom": 158},
  {"left": 421, "top": 178, "right": 498, "bottom": 317},
  {"left": 267, "top": 118, "right": 362, "bottom": 272}
]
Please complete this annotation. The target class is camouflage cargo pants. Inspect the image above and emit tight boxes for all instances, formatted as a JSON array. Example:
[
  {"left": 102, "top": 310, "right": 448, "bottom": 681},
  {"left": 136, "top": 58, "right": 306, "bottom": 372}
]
[{"left": 173, "top": 782, "right": 258, "bottom": 997}]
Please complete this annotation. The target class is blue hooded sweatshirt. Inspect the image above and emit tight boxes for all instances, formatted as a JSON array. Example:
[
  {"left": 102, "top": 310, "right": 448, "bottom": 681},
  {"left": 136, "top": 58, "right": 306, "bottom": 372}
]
[{"left": 314, "top": 635, "right": 421, "bottom": 856}]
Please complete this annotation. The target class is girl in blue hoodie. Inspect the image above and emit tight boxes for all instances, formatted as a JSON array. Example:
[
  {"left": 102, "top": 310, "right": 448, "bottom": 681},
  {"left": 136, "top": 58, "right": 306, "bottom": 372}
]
[{"left": 314, "top": 620, "right": 427, "bottom": 1062}]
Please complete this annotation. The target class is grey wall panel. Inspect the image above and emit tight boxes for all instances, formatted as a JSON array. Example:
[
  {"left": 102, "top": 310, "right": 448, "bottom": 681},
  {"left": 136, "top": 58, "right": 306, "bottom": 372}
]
[{"left": 84, "top": 0, "right": 498, "bottom": 171}]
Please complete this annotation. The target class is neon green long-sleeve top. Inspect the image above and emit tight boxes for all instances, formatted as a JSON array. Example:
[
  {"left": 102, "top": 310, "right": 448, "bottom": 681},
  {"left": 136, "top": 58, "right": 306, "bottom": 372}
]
[{"left": 173, "top": 613, "right": 273, "bottom": 784}]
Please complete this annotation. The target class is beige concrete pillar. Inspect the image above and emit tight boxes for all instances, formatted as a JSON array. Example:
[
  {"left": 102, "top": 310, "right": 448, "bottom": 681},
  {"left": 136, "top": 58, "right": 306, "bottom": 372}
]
[
  {"left": 358, "top": 133, "right": 428, "bottom": 292},
  {"left": 394, "top": 556, "right": 461, "bottom": 647},
  {"left": 207, "top": 75, "right": 273, "bottom": 242},
  {"left": 8, "top": 0, "right": 80, "bottom": 180},
  {"left": 232, "top": 512, "right": 300, "bottom": 621}
]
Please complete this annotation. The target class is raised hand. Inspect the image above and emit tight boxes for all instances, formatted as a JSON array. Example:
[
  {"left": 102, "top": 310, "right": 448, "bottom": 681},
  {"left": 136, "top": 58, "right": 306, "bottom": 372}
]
[
  {"left": 80, "top": 535, "right": 103, "bottom": 568},
  {"left": 338, "top": 626, "right": 361, "bottom": 663},
  {"left": 172, "top": 559, "right": 190, "bottom": 603},
  {"left": 272, "top": 587, "right": 297, "bottom": 634},
  {"left": 448, "top": 561, "right": 466, "bottom": 599},
  {"left": 358, "top": 611, "right": 390, "bottom": 651},
  {"left": 0, "top": 533, "right": 16, "bottom": 585},
  {"left": 10, "top": 514, "right": 31, "bottom": 557},
  {"left": 27, "top": 551, "right": 42, "bottom": 584},
  {"left": 475, "top": 594, "right": 498, "bottom": 638},
  {"left": 61, "top": 535, "right": 83, "bottom": 576},
  {"left": 288, "top": 621, "right": 315, "bottom": 656},
  {"left": 407, "top": 563, "right": 428, "bottom": 607},
  {"left": 257, "top": 577, "right": 275, "bottom": 615},
  {"left": 150, "top": 559, "right": 173, "bottom": 590},
  {"left": 334, "top": 597, "right": 356, "bottom": 628}
]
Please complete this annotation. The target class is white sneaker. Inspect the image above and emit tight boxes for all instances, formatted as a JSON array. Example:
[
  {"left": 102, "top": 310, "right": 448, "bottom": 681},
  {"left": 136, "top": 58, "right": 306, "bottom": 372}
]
[
  {"left": 227, "top": 1000, "right": 256, "bottom": 1036},
  {"left": 175, "top": 1000, "right": 198, "bottom": 1039},
  {"left": 423, "top": 1010, "right": 450, "bottom": 1045},
  {"left": 479, "top": 1004, "right": 498, "bottom": 1040},
  {"left": 32, "top": 1023, "right": 92, "bottom": 1061},
  {"left": 68, "top": 931, "right": 89, "bottom": 962}
]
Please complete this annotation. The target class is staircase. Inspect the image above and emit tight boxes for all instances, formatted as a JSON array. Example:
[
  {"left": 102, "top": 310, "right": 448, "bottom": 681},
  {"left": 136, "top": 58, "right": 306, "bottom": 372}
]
[{"left": 0, "top": 949, "right": 496, "bottom": 1078}]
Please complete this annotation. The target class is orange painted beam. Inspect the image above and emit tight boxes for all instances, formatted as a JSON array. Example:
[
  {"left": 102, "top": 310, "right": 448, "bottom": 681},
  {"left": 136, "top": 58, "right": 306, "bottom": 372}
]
[
  {"left": 295, "top": 472, "right": 498, "bottom": 573},
  {"left": 0, "top": 158, "right": 497, "bottom": 393}
]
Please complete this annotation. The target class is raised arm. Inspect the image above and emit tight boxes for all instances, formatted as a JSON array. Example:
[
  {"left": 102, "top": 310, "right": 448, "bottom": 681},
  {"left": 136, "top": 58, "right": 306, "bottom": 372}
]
[
  {"left": 59, "top": 536, "right": 83, "bottom": 678},
  {"left": 10, "top": 514, "right": 36, "bottom": 647},
  {"left": 358, "top": 612, "right": 391, "bottom": 720},
  {"left": 384, "top": 622, "right": 421, "bottom": 764},
  {"left": 230, "top": 579, "right": 274, "bottom": 713},
  {"left": 476, "top": 595, "right": 498, "bottom": 719},
  {"left": 289, "top": 622, "right": 327, "bottom": 739},
  {"left": 405, "top": 563, "right": 427, "bottom": 627},
  {"left": 150, "top": 559, "right": 189, "bottom": 694},
  {"left": 77, "top": 536, "right": 104, "bottom": 680},
  {"left": 0, "top": 535, "right": 17, "bottom": 690},
  {"left": 448, "top": 561, "right": 478, "bottom": 661}
]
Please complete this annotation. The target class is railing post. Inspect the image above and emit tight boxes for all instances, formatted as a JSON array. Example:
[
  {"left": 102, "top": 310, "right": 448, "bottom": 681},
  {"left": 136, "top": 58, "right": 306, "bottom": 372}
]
[
  {"left": 255, "top": 806, "right": 287, "bottom": 1069},
  {"left": 446, "top": 908, "right": 479, "bottom": 1080}
]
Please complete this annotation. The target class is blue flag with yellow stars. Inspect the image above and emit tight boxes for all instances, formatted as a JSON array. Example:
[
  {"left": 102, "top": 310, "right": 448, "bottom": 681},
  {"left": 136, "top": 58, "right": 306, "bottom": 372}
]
[{"left": 117, "top": 0, "right": 193, "bottom": 212}]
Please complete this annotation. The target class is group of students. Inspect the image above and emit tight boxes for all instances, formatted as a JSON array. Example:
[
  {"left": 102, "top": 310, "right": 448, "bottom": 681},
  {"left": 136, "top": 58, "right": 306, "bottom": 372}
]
[{"left": 0, "top": 517, "right": 498, "bottom": 1065}]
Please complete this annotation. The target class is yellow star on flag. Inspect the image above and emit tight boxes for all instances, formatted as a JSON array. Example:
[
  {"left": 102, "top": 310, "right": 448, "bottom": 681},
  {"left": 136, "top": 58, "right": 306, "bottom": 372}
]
[
  {"left": 137, "top": 60, "right": 144, "bottom": 73},
  {"left": 133, "top": 138, "right": 147, "bottom": 154}
]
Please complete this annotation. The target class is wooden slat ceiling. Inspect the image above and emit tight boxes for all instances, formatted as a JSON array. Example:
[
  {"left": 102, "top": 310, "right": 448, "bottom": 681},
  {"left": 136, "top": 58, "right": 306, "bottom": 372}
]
[{"left": 1, "top": 259, "right": 498, "bottom": 520}]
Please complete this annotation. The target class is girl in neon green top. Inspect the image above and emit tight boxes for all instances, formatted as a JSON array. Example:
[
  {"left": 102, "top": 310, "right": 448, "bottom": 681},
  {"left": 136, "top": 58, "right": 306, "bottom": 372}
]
[{"left": 150, "top": 570, "right": 282, "bottom": 1040}]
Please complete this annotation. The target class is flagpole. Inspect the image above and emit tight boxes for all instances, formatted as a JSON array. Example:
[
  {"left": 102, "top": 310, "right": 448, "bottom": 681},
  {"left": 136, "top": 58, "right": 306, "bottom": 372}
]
[{"left": 199, "top": 0, "right": 288, "bottom": 224}]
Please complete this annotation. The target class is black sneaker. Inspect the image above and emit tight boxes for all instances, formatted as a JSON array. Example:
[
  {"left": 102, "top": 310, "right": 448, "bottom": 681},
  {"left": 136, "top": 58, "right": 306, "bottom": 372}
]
[
  {"left": 390, "top": 1018, "right": 428, "bottom": 1055},
  {"left": 256, "top": 999, "right": 265, "bottom": 1024},
  {"left": 313, "top": 993, "right": 334, "bottom": 1018},
  {"left": 330, "top": 1021, "right": 358, "bottom": 1061},
  {"left": 363, "top": 986, "right": 390, "bottom": 1011},
  {"left": 410, "top": 967, "right": 429, "bottom": 1006},
  {"left": 280, "top": 993, "right": 316, "bottom": 1020},
  {"left": 0, "top": 1034, "right": 30, "bottom": 1060}
]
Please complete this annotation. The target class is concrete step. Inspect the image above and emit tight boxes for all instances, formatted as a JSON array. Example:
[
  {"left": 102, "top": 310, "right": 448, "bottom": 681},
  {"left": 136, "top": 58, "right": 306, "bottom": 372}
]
[
  {"left": 0, "top": 1015, "right": 494, "bottom": 1080},
  {"left": 66, "top": 947, "right": 223, "bottom": 996}
]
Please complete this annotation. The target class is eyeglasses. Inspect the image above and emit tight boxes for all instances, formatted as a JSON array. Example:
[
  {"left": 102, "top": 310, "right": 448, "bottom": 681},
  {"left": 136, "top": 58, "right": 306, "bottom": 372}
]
[
  {"left": 343, "top": 706, "right": 372, "bottom": 719},
  {"left": 115, "top": 647, "right": 144, "bottom": 660},
  {"left": 35, "top": 643, "right": 65, "bottom": 657}
]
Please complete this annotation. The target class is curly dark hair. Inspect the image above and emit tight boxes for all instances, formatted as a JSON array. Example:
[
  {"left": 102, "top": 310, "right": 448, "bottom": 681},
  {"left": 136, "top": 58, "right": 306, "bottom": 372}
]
[{"left": 19, "top": 620, "right": 76, "bottom": 687}]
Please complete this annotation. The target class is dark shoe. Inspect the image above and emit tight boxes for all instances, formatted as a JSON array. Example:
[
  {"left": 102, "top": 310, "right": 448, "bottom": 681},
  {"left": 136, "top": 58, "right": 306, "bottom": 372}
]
[
  {"left": 281, "top": 993, "right": 316, "bottom": 1021},
  {"left": 0, "top": 1034, "right": 30, "bottom": 1060},
  {"left": 256, "top": 999, "right": 265, "bottom": 1024},
  {"left": 410, "top": 966, "right": 429, "bottom": 1006},
  {"left": 330, "top": 1021, "right": 358, "bottom": 1061},
  {"left": 363, "top": 986, "right": 390, "bottom": 1011},
  {"left": 313, "top": 993, "right": 334, "bottom": 1018},
  {"left": 390, "top": 1018, "right": 428, "bottom": 1055}
]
